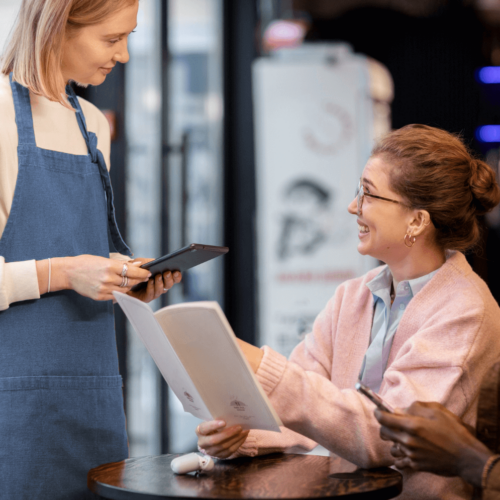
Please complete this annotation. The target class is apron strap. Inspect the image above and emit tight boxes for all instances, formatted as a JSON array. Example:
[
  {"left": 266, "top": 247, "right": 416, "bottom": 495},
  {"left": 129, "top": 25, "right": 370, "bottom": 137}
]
[
  {"left": 65, "top": 86, "right": 94, "bottom": 154},
  {"left": 66, "top": 85, "right": 132, "bottom": 257},
  {"left": 9, "top": 74, "right": 36, "bottom": 146}
]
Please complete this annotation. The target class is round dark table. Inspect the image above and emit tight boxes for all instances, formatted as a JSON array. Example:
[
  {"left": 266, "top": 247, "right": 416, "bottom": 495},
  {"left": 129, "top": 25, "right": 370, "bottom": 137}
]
[{"left": 88, "top": 453, "right": 402, "bottom": 500}]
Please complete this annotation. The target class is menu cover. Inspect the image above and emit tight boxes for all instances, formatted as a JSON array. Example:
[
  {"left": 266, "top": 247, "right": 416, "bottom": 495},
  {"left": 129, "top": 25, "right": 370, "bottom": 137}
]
[{"left": 113, "top": 292, "right": 282, "bottom": 432}]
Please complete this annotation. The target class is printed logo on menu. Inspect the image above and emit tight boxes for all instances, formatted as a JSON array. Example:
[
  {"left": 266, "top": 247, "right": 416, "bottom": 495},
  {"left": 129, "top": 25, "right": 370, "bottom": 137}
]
[
  {"left": 184, "top": 391, "right": 194, "bottom": 403},
  {"left": 230, "top": 398, "right": 247, "bottom": 412}
]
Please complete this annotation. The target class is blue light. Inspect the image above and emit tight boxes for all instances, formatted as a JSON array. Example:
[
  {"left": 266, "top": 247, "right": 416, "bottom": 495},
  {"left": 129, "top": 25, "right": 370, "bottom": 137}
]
[
  {"left": 476, "top": 125, "right": 500, "bottom": 142},
  {"left": 478, "top": 67, "right": 500, "bottom": 83}
]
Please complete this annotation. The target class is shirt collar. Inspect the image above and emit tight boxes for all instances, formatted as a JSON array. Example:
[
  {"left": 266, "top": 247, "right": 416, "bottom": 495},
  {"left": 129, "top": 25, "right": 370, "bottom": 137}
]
[
  {"left": 407, "top": 269, "right": 439, "bottom": 296},
  {"left": 366, "top": 266, "right": 393, "bottom": 295},
  {"left": 366, "top": 265, "right": 440, "bottom": 302}
]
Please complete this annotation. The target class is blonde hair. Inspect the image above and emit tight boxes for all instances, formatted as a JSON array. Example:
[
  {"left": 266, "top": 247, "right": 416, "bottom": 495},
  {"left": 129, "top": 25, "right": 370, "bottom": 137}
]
[{"left": 1, "top": 0, "right": 136, "bottom": 108}]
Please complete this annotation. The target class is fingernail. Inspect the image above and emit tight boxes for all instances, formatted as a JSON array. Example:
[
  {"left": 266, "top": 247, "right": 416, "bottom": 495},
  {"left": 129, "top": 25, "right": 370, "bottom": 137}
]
[
  {"left": 174, "top": 272, "right": 180, "bottom": 278},
  {"left": 216, "top": 420, "right": 225, "bottom": 427},
  {"left": 147, "top": 273, "right": 152, "bottom": 278},
  {"left": 166, "top": 271, "right": 171, "bottom": 277}
]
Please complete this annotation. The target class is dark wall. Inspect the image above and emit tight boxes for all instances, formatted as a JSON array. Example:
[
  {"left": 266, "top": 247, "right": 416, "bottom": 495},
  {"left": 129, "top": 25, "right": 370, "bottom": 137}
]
[
  {"left": 223, "top": 0, "right": 258, "bottom": 345},
  {"left": 307, "top": 5, "right": 500, "bottom": 300},
  {"left": 307, "top": 5, "right": 488, "bottom": 146}
]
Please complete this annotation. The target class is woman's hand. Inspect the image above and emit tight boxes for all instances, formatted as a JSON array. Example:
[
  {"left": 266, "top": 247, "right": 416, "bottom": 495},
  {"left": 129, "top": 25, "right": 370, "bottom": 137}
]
[
  {"left": 375, "top": 401, "right": 493, "bottom": 487},
  {"left": 125, "top": 258, "right": 182, "bottom": 303},
  {"left": 196, "top": 420, "right": 250, "bottom": 459},
  {"left": 37, "top": 256, "right": 182, "bottom": 303},
  {"left": 37, "top": 255, "right": 151, "bottom": 300}
]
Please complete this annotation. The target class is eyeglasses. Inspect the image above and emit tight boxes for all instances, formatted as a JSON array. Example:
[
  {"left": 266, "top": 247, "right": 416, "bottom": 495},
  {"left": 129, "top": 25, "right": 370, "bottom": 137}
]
[{"left": 355, "top": 179, "right": 404, "bottom": 215}]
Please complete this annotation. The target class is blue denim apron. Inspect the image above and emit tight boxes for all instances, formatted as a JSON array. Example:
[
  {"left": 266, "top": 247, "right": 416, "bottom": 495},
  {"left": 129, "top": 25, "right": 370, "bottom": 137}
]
[{"left": 0, "top": 76, "right": 132, "bottom": 499}]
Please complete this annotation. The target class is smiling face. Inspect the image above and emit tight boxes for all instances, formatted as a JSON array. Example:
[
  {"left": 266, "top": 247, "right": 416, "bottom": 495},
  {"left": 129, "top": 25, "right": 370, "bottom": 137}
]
[
  {"left": 347, "top": 156, "right": 414, "bottom": 264},
  {"left": 60, "top": 0, "right": 139, "bottom": 86}
]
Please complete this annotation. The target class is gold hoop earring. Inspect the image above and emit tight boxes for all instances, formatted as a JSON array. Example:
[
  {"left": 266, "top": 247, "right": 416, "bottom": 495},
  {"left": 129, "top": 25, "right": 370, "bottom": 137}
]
[{"left": 404, "top": 233, "right": 416, "bottom": 248}]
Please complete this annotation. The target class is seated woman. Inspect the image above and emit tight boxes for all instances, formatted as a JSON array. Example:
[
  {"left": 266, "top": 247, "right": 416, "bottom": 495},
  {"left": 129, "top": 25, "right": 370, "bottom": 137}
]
[
  {"left": 375, "top": 360, "right": 500, "bottom": 499},
  {"left": 197, "top": 124, "right": 500, "bottom": 499}
]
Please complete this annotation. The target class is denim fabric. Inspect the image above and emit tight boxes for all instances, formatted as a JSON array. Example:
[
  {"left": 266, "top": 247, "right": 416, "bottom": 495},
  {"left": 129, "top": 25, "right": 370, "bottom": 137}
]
[{"left": 0, "top": 76, "right": 129, "bottom": 499}]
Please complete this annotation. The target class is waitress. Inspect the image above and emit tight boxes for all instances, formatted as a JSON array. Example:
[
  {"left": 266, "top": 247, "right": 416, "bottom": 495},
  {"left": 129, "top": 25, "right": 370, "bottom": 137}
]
[{"left": 0, "top": 0, "right": 180, "bottom": 498}]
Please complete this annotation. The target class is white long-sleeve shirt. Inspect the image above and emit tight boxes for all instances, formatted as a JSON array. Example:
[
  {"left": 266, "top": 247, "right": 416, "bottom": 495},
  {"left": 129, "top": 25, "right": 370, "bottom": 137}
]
[{"left": 0, "top": 73, "right": 128, "bottom": 311}]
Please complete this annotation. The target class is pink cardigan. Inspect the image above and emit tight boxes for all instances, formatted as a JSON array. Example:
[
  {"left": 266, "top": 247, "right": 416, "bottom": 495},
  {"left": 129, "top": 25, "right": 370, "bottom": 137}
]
[{"left": 238, "top": 252, "right": 500, "bottom": 499}]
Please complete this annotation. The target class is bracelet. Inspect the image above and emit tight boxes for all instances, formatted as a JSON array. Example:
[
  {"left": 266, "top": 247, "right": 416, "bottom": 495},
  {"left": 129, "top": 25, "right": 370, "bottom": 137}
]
[
  {"left": 47, "top": 258, "right": 51, "bottom": 294},
  {"left": 481, "top": 454, "right": 500, "bottom": 490}
]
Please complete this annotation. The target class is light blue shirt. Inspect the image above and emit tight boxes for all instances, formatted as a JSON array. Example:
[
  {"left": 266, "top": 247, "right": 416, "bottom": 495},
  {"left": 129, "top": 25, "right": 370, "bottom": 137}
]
[{"left": 359, "top": 266, "right": 439, "bottom": 393}]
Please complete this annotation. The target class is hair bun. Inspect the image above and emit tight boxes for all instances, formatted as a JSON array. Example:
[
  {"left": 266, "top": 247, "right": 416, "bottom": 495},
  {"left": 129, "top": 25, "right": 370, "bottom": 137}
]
[
  {"left": 469, "top": 158, "right": 500, "bottom": 215},
  {"left": 373, "top": 124, "right": 500, "bottom": 252}
]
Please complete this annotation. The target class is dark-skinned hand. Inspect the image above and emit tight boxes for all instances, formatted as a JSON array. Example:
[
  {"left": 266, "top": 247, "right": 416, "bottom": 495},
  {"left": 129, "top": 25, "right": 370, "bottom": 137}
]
[{"left": 375, "top": 401, "right": 493, "bottom": 487}]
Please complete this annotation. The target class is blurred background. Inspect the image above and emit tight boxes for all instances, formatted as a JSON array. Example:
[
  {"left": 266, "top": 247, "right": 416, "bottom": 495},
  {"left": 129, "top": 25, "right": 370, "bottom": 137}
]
[{"left": 1, "top": 0, "right": 500, "bottom": 456}]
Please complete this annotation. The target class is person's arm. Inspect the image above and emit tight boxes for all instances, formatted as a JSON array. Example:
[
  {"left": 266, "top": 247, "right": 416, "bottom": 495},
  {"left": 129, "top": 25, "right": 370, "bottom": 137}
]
[
  {"left": 197, "top": 338, "right": 317, "bottom": 458},
  {"left": 0, "top": 254, "right": 180, "bottom": 310},
  {"left": 209, "top": 294, "right": 492, "bottom": 466},
  {"left": 196, "top": 420, "right": 318, "bottom": 459},
  {"left": 196, "top": 295, "right": 340, "bottom": 460},
  {"left": 0, "top": 257, "right": 40, "bottom": 311},
  {"left": 199, "top": 284, "right": 391, "bottom": 465},
  {"left": 375, "top": 402, "right": 493, "bottom": 487},
  {"left": 34, "top": 256, "right": 150, "bottom": 299},
  {"left": 35, "top": 255, "right": 181, "bottom": 303},
  {"left": 199, "top": 275, "right": 493, "bottom": 467}
]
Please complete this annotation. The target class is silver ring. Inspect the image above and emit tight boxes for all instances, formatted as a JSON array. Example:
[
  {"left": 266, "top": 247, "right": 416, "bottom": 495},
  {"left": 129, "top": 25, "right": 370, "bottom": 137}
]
[
  {"left": 120, "top": 276, "right": 128, "bottom": 288},
  {"left": 121, "top": 264, "right": 128, "bottom": 277}
]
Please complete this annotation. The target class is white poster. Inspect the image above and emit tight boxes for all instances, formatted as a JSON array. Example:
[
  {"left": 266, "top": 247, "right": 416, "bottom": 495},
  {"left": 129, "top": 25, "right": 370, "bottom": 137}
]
[{"left": 253, "top": 44, "right": 389, "bottom": 356}]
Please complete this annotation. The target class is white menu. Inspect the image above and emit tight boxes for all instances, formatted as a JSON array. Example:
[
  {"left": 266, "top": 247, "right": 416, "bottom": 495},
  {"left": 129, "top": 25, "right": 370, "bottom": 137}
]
[{"left": 114, "top": 292, "right": 282, "bottom": 432}]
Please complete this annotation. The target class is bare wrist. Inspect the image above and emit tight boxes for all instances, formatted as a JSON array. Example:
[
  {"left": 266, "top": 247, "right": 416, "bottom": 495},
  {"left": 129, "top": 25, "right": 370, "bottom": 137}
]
[
  {"left": 35, "top": 259, "right": 49, "bottom": 295},
  {"left": 237, "top": 339, "right": 263, "bottom": 373},
  {"left": 253, "top": 348, "right": 264, "bottom": 373},
  {"left": 50, "top": 257, "right": 70, "bottom": 292}
]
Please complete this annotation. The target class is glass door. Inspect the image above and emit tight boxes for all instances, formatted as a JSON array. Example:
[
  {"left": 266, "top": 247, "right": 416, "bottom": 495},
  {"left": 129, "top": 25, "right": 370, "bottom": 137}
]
[
  {"left": 166, "top": 0, "right": 225, "bottom": 453},
  {"left": 124, "top": 0, "right": 224, "bottom": 456},
  {"left": 124, "top": 0, "right": 163, "bottom": 457}
]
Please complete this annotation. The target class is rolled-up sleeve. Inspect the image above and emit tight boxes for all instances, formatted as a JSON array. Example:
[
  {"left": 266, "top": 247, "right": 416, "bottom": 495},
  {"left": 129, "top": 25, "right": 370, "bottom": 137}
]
[{"left": 0, "top": 257, "right": 40, "bottom": 311}]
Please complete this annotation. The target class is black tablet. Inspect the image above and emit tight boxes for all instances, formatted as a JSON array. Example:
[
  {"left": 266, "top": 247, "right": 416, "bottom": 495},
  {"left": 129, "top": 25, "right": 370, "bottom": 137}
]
[{"left": 131, "top": 243, "right": 229, "bottom": 291}]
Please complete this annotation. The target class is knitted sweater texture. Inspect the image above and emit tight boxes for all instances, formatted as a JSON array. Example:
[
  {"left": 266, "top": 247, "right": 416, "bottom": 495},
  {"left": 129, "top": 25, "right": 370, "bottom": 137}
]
[{"left": 238, "top": 252, "right": 500, "bottom": 500}]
